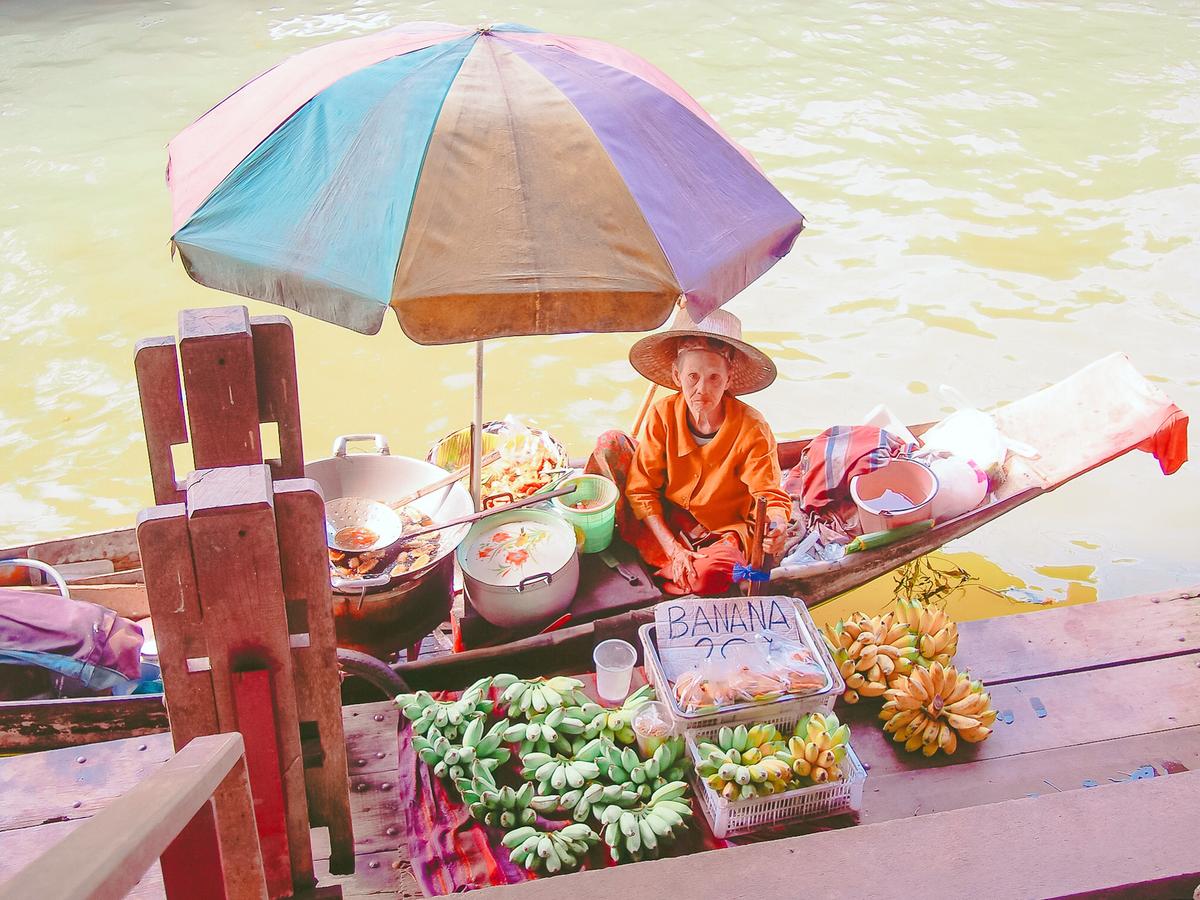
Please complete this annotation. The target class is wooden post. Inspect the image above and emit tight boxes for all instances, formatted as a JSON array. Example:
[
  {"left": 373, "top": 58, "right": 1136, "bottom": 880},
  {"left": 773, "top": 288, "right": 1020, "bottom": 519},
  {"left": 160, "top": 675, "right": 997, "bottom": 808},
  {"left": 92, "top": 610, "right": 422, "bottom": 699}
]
[
  {"left": 178, "top": 307, "right": 265, "bottom": 469},
  {"left": 134, "top": 338, "right": 189, "bottom": 505},
  {"left": 135, "top": 307, "right": 352, "bottom": 896}
]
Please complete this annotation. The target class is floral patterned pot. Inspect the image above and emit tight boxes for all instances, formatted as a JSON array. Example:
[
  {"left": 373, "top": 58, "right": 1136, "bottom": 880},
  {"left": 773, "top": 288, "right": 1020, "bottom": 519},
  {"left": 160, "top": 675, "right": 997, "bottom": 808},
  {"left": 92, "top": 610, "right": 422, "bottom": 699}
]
[{"left": 457, "top": 508, "right": 579, "bottom": 629}]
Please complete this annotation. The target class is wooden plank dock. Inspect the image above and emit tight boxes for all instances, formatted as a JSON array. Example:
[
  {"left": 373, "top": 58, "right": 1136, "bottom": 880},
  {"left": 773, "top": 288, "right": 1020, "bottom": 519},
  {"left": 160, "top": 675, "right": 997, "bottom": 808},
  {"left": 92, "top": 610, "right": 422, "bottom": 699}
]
[{"left": 1, "top": 584, "right": 1197, "bottom": 898}]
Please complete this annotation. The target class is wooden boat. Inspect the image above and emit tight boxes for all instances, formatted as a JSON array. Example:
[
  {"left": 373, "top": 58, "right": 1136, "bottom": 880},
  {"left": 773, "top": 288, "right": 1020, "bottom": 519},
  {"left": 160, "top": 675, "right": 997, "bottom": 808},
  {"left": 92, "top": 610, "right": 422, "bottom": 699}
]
[
  {"left": 1, "top": 585, "right": 1197, "bottom": 898},
  {"left": 0, "top": 348, "right": 1186, "bottom": 749}
]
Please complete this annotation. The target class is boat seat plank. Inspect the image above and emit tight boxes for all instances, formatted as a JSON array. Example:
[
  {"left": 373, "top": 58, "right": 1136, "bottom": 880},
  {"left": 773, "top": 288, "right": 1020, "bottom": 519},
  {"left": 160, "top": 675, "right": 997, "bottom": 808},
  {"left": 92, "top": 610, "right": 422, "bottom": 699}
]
[
  {"left": 844, "top": 652, "right": 1200, "bottom": 778},
  {"left": 859, "top": 724, "right": 1200, "bottom": 824},
  {"left": 476, "top": 771, "right": 1200, "bottom": 900},
  {"left": 0, "top": 732, "right": 174, "bottom": 832},
  {"left": 956, "top": 586, "right": 1200, "bottom": 684}
]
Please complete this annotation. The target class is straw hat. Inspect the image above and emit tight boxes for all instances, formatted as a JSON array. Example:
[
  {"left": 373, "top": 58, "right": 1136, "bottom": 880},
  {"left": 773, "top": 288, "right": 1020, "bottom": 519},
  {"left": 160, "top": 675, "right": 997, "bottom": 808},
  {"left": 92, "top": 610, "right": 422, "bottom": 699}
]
[{"left": 629, "top": 306, "right": 776, "bottom": 396}]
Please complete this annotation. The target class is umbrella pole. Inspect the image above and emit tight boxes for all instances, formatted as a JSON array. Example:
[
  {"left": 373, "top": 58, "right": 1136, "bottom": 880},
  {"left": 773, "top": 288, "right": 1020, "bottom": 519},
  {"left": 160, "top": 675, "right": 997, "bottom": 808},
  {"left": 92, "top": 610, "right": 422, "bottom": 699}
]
[
  {"left": 471, "top": 341, "right": 484, "bottom": 511},
  {"left": 631, "top": 382, "right": 658, "bottom": 439}
]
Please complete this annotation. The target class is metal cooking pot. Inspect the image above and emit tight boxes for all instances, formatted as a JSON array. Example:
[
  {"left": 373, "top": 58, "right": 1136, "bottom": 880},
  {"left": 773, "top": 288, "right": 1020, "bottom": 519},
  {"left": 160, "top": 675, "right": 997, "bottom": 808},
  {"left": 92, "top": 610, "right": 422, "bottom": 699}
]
[
  {"left": 457, "top": 508, "right": 579, "bottom": 629},
  {"left": 304, "top": 434, "right": 474, "bottom": 594}
]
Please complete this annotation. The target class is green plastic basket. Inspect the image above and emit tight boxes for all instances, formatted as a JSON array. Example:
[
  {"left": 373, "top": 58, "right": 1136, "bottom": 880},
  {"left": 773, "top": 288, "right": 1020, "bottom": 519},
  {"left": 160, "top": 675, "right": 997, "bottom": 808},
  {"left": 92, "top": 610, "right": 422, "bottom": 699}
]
[{"left": 551, "top": 474, "right": 619, "bottom": 554}]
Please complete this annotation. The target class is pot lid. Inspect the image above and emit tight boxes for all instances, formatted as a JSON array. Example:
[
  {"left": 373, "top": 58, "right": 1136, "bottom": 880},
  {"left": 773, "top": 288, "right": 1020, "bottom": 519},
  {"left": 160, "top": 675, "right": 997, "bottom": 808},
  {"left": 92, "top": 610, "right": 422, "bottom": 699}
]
[{"left": 459, "top": 515, "right": 576, "bottom": 586}]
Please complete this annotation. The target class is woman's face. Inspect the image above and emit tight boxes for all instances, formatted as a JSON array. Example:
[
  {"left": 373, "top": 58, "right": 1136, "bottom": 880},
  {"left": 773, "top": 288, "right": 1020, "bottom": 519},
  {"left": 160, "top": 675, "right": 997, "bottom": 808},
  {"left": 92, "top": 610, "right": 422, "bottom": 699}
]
[{"left": 674, "top": 348, "right": 730, "bottom": 422}]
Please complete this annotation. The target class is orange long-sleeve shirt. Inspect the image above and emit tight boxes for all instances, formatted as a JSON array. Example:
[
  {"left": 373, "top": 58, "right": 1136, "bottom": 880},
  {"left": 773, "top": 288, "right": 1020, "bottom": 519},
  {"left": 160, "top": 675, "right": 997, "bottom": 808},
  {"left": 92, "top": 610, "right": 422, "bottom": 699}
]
[{"left": 626, "top": 392, "right": 792, "bottom": 550}]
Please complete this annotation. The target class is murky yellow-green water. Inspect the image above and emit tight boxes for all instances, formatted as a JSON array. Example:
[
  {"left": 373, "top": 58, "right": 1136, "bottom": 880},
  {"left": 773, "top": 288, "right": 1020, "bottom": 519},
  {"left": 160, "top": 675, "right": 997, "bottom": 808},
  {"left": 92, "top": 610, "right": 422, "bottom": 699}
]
[{"left": 1, "top": 1, "right": 1197, "bottom": 615}]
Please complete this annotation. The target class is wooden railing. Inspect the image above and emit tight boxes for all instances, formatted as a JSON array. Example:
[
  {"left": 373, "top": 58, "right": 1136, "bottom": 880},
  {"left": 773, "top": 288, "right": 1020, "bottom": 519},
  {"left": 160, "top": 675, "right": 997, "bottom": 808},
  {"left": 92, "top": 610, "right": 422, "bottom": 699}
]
[{"left": 0, "top": 733, "right": 267, "bottom": 900}]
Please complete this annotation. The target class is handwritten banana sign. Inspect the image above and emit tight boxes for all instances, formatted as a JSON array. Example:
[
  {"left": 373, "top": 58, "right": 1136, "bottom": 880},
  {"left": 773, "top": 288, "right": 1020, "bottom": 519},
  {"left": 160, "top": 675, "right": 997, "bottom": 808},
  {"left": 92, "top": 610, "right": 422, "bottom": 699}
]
[{"left": 653, "top": 596, "right": 801, "bottom": 681}]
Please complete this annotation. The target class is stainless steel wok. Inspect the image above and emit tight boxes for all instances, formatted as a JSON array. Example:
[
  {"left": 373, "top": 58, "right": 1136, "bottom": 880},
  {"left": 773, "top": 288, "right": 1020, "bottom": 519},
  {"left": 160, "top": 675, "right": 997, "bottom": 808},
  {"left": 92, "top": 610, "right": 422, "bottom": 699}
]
[{"left": 304, "top": 433, "right": 474, "bottom": 594}]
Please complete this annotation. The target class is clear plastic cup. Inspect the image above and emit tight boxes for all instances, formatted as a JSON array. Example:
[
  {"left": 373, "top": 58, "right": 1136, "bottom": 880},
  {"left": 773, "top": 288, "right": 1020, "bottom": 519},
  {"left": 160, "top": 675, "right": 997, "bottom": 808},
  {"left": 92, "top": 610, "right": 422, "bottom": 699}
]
[
  {"left": 631, "top": 701, "right": 674, "bottom": 756},
  {"left": 593, "top": 639, "right": 637, "bottom": 703}
]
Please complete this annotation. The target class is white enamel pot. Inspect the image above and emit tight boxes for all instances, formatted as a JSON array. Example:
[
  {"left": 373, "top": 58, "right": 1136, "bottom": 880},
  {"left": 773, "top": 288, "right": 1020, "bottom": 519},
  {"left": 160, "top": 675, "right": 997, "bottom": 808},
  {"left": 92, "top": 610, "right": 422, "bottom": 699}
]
[{"left": 457, "top": 508, "right": 579, "bottom": 629}]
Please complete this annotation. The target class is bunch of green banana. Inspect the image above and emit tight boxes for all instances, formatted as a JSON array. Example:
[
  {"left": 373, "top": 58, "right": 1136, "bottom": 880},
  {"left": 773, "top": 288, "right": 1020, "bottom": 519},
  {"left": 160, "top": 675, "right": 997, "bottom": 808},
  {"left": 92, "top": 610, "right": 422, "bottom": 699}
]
[
  {"left": 395, "top": 676, "right": 494, "bottom": 741},
  {"left": 782, "top": 712, "right": 850, "bottom": 784},
  {"left": 520, "top": 749, "right": 602, "bottom": 794},
  {"left": 593, "top": 736, "right": 688, "bottom": 800},
  {"left": 694, "top": 724, "right": 793, "bottom": 801},
  {"left": 494, "top": 674, "right": 591, "bottom": 719},
  {"left": 502, "top": 823, "right": 599, "bottom": 875},
  {"left": 594, "top": 781, "right": 692, "bottom": 862},
  {"left": 455, "top": 763, "right": 538, "bottom": 828},
  {"left": 413, "top": 716, "right": 511, "bottom": 781},
  {"left": 578, "top": 684, "right": 656, "bottom": 744},
  {"left": 501, "top": 706, "right": 587, "bottom": 756},
  {"left": 532, "top": 781, "right": 643, "bottom": 822}
]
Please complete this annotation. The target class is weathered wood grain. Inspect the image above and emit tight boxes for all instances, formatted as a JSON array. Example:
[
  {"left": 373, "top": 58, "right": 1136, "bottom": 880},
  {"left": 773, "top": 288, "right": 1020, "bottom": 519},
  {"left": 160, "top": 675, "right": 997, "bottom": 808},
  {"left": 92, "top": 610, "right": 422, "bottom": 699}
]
[
  {"left": 274, "top": 479, "right": 355, "bottom": 875},
  {"left": 0, "top": 694, "right": 168, "bottom": 754},
  {"left": 250, "top": 316, "right": 305, "bottom": 480},
  {"left": 133, "top": 337, "right": 188, "bottom": 506},
  {"left": 184, "top": 465, "right": 315, "bottom": 892},
  {"left": 0, "top": 732, "right": 174, "bottom": 830},
  {"left": 135, "top": 503, "right": 218, "bottom": 745},
  {"left": 177, "top": 307, "right": 263, "bottom": 471},
  {"left": 0, "top": 528, "right": 141, "bottom": 587},
  {"left": 5, "top": 583, "right": 151, "bottom": 619},
  {"left": 841, "top": 653, "right": 1200, "bottom": 778},
  {"left": 0, "top": 734, "right": 262, "bottom": 900},
  {"left": 957, "top": 586, "right": 1200, "bottom": 684},
  {"left": 858, "top": 725, "right": 1200, "bottom": 824}
]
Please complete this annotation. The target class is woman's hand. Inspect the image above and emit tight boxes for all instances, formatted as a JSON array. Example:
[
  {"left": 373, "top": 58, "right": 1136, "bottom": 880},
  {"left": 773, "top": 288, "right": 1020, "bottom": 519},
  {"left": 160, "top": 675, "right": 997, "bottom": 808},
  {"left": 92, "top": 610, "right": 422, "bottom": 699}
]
[
  {"left": 762, "top": 513, "right": 789, "bottom": 557},
  {"left": 666, "top": 543, "right": 702, "bottom": 586}
]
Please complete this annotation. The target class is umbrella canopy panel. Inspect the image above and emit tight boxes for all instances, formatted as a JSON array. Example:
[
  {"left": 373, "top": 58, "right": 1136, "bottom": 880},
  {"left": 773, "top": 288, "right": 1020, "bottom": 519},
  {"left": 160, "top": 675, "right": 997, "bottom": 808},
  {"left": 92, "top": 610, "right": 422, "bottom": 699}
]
[{"left": 169, "top": 23, "right": 805, "bottom": 343}]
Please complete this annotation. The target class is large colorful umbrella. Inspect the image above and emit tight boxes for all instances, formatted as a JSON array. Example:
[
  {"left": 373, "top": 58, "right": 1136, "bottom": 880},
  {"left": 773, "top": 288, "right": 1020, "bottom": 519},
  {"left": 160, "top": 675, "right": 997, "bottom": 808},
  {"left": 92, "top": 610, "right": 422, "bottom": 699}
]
[
  {"left": 167, "top": 22, "right": 805, "bottom": 342},
  {"left": 167, "top": 22, "right": 805, "bottom": 503}
]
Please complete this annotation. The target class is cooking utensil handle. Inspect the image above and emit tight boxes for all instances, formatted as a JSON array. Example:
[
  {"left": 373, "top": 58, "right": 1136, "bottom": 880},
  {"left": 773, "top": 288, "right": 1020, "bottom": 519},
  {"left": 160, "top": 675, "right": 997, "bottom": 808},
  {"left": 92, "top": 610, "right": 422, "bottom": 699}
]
[
  {"left": 331, "top": 573, "right": 392, "bottom": 590},
  {"left": 394, "top": 485, "right": 579, "bottom": 544},
  {"left": 332, "top": 434, "right": 390, "bottom": 458},
  {"left": 516, "top": 572, "right": 553, "bottom": 592},
  {"left": 747, "top": 496, "right": 768, "bottom": 597},
  {"left": 390, "top": 450, "right": 502, "bottom": 511}
]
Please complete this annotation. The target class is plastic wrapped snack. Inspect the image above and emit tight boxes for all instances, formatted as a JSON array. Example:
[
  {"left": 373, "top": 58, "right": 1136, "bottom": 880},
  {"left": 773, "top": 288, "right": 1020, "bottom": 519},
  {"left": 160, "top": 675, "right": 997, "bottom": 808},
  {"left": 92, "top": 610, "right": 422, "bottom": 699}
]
[
  {"left": 482, "top": 416, "right": 567, "bottom": 501},
  {"left": 671, "top": 633, "right": 827, "bottom": 713}
]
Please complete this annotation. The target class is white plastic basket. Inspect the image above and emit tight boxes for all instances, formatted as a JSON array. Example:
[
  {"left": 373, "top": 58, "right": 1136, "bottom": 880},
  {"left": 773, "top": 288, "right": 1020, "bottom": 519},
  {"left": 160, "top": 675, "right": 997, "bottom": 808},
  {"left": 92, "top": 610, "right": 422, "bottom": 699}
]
[
  {"left": 639, "top": 597, "right": 844, "bottom": 734},
  {"left": 686, "top": 712, "right": 866, "bottom": 838}
]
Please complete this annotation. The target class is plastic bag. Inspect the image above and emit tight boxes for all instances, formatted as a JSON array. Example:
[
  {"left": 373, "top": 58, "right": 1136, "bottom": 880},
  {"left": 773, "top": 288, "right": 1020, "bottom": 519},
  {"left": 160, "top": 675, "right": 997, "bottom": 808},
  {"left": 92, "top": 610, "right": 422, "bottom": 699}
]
[
  {"left": 916, "top": 386, "right": 1038, "bottom": 480},
  {"left": 671, "top": 631, "right": 826, "bottom": 712},
  {"left": 482, "top": 416, "right": 566, "bottom": 500}
]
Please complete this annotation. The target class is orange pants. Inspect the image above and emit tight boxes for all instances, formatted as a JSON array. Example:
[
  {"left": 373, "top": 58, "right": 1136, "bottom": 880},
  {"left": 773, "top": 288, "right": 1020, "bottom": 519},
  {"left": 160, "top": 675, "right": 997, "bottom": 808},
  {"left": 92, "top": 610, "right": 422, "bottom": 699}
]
[{"left": 586, "top": 430, "right": 745, "bottom": 596}]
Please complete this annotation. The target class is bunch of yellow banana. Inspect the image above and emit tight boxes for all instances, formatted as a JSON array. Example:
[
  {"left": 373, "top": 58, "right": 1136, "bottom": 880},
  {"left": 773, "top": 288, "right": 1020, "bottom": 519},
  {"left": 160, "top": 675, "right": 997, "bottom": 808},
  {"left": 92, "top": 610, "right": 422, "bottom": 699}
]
[
  {"left": 893, "top": 597, "right": 958, "bottom": 668},
  {"left": 822, "top": 612, "right": 918, "bottom": 704},
  {"left": 694, "top": 724, "right": 791, "bottom": 800},
  {"left": 879, "top": 661, "right": 996, "bottom": 757},
  {"left": 779, "top": 712, "right": 850, "bottom": 784}
]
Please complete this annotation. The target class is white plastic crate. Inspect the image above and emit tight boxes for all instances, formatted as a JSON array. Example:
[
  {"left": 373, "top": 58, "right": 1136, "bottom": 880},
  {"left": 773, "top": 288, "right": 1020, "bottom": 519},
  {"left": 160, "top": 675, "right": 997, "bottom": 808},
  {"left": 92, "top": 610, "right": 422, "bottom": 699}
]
[
  {"left": 639, "top": 596, "right": 844, "bottom": 734},
  {"left": 686, "top": 712, "right": 866, "bottom": 838}
]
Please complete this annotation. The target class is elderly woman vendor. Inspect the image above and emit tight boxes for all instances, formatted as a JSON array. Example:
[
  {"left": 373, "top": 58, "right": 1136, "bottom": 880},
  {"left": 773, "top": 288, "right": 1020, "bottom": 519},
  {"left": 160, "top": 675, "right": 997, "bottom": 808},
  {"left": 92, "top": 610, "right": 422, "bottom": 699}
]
[{"left": 587, "top": 308, "right": 791, "bottom": 596}]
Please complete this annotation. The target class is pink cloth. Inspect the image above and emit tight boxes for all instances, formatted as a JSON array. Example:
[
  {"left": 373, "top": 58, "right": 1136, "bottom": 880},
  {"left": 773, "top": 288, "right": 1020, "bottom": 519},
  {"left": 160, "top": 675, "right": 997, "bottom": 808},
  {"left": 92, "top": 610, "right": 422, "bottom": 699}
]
[{"left": 782, "top": 426, "right": 915, "bottom": 521}]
